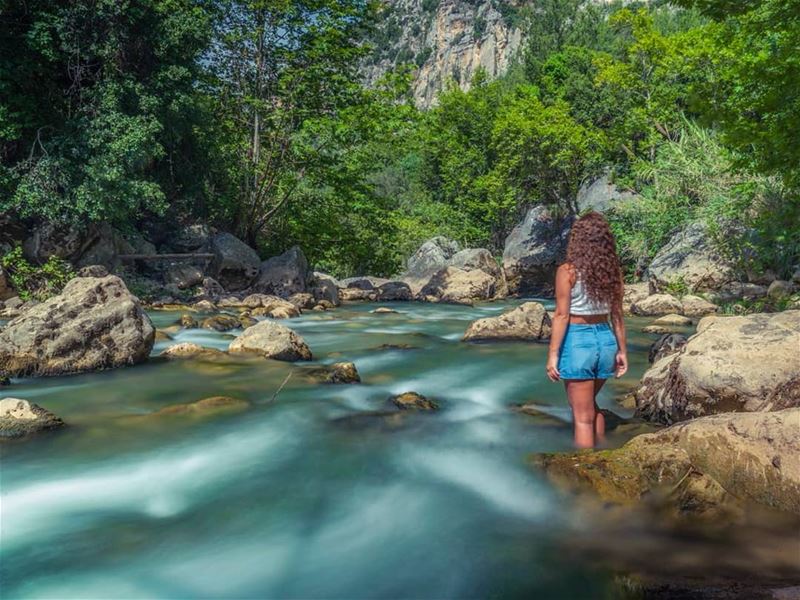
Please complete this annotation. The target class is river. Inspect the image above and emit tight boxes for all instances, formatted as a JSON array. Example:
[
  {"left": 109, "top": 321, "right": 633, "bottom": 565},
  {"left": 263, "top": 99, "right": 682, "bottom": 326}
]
[{"left": 2, "top": 300, "right": 669, "bottom": 599}]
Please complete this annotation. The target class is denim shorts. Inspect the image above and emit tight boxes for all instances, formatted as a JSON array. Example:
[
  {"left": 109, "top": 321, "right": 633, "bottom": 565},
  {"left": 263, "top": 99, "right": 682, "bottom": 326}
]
[{"left": 558, "top": 322, "right": 618, "bottom": 380}]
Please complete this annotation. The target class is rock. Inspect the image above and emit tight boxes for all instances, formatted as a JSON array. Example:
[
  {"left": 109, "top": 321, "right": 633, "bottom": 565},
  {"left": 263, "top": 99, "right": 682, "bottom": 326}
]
[
  {"left": 708, "top": 281, "right": 768, "bottom": 304},
  {"left": 463, "top": 302, "right": 551, "bottom": 342},
  {"left": 532, "top": 408, "right": 800, "bottom": 517},
  {"left": 228, "top": 320, "right": 312, "bottom": 361},
  {"left": 448, "top": 248, "right": 508, "bottom": 297},
  {"left": 22, "top": 222, "right": 89, "bottom": 262},
  {"left": 377, "top": 281, "right": 413, "bottom": 301},
  {"left": 209, "top": 232, "right": 260, "bottom": 291},
  {"left": 635, "top": 311, "right": 800, "bottom": 424},
  {"left": 165, "top": 263, "right": 204, "bottom": 290},
  {"left": 316, "top": 299, "right": 335, "bottom": 310},
  {"left": 304, "top": 361, "right": 361, "bottom": 384},
  {"left": 148, "top": 396, "right": 249, "bottom": 418},
  {"left": 372, "top": 307, "right": 398, "bottom": 314},
  {"left": 309, "top": 272, "right": 340, "bottom": 307},
  {"left": 630, "top": 293, "right": 683, "bottom": 317},
  {"left": 0, "top": 276, "right": 154, "bottom": 378},
  {"left": 179, "top": 314, "right": 198, "bottom": 328},
  {"left": 201, "top": 314, "right": 240, "bottom": 332},
  {"left": 405, "top": 236, "right": 461, "bottom": 280},
  {"left": 0, "top": 264, "right": 14, "bottom": 300},
  {"left": 0, "top": 398, "right": 65, "bottom": 439},
  {"left": 288, "top": 292, "right": 316, "bottom": 309},
  {"left": 160, "top": 343, "right": 224, "bottom": 360},
  {"left": 154, "top": 329, "right": 173, "bottom": 341},
  {"left": 768, "top": 279, "right": 794, "bottom": 300},
  {"left": 502, "top": 206, "right": 573, "bottom": 295},
  {"left": 312, "top": 304, "right": 326, "bottom": 312},
  {"left": 76, "top": 264, "right": 109, "bottom": 278},
  {"left": 339, "top": 288, "right": 376, "bottom": 302},
  {"left": 74, "top": 223, "right": 138, "bottom": 271},
  {"left": 4, "top": 296, "right": 23, "bottom": 310},
  {"left": 168, "top": 224, "right": 212, "bottom": 253},
  {"left": 575, "top": 172, "right": 639, "bottom": 213},
  {"left": 419, "top": 266, "right": 496, "bottom": 304},
  {"left": 389, "top": 391, "right": 438, "bottom": 411},
  {"left": 648, "top": 333, "right": 688, "bottom": 364},
  {"left": 339, "top": 276, "right": 389, "bottom": 290},
  {"left": 622, "top": 282, "right": 651, "bottom": 314},
  {"left": 238, "top": 314, "right": 257, "bottom": 329},
  {"left": 792, "top": 268, "right": 800, "bottom": 285},
  {"left": 199, "top": 277, "right": 225, "bottom": 301},
  {"left": 651, "top": 314, "right": 693, "bottom": 327},
  {"left": 251, "top": 301, "right": 300, "bottom": 319},
  {"left": 218, "top": 296, "right": 244, "bottom": 308},
  {"left": 252, "top": 245, "right": 308, "bottom": 297},
  {"left": 646, "top": 221, "right": 737, "bottom": 292},
  {"left": 679, "top": 294, "right": 718, "bottom": 317},
  {"left": 192, "top": 299, "right": 216, "bottom": 312}
]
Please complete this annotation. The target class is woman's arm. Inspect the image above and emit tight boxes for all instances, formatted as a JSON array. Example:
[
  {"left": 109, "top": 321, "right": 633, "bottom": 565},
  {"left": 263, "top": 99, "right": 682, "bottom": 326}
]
[
  {"left": 546, "top": 264, "right": 573, "bottom": 382},
  {"left": 610, "top": 299, "right": 628, "bottom": 378}
]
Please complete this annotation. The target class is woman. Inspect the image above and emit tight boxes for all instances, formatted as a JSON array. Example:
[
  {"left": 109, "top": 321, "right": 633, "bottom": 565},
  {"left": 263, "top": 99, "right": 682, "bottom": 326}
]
[{"left": 545, "top": 211, "right": 627, "bottom": 449}]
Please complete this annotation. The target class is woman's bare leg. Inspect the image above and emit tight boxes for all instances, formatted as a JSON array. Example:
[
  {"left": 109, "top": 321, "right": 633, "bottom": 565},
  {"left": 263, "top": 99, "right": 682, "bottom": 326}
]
[
  {"left": 565, "top": 379, "right": 597, "bottom": 449},
  {"left": 593, "top": 379, "right": 607, "bottom": 444}
]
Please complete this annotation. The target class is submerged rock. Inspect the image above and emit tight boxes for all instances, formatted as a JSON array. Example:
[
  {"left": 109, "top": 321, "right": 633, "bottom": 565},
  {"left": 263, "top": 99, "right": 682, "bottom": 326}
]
[
  {"left": 303, "top": 361, "right": 361, "bottom": 384},
  {"left": 532, "top": 408, "right": 800, "bottom": 518},
  {"left": 201, "top": 314, "right": 240, "bottom": 332},
  {"left": 0, "top": 397, "right": 65, "bottom": 439},
  {"left": 148, "top": 396, "right": 249, "bottom": 418},
  {"left": 371, "top": 307, "right": 398, "bottom": 314},
  {"left": 0, "top": 275, "right": 154, "bottom": 378},
  {"left": 179, "top": 314, "right": 198, "bottom": 329},
  {"left": 228, "top": 320, "right": 312, "bottom": 361},
  {"left": 635, "top": 311, "right": 800, "bottom": 424},
  {"left": 389, "top": 391, "right": 438, "bottom": 411},
  {"left": 159, "top": 343, "right": 225, "bottom": 360},
  {"left": 462, "top": 302, "right": 551, "bottom": 342}
]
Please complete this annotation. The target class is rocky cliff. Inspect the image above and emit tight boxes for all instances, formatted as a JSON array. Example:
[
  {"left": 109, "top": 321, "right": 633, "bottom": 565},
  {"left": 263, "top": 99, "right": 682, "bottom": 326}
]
[{"left": 363, "top": 0, "right": 523, "bottom": 107}]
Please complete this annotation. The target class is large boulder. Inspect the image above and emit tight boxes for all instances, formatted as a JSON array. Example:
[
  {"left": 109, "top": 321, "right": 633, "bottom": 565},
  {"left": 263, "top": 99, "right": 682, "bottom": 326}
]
[
  {"left": 405, "top": 236, "right": 461, "bottom": 280},
  {"left": 630, "top": 293, "right": 683, "bottom": 317},
  {"left": 622, "top": 282, "right": 651, "bottom": 314},
  {"left": 209, "top": 233, "right": 260, "bottom": 291},
  {"left": 339, "top": 276, "right": 389, "bottom": 290},
  {"left": 0, "top": 275, "right": 155, "bottom": 377},
  {"left": 376, "top": 281, "right": 413, "bottom": 301},
  {"left": 575, "top": 173, "right": 639, "bottom": 214},
  {"left": 252, "top": 246, "right": 308, "bottom": 297},
  {"left": 168, "top": 224, "right": 213, "bottom": 253},
  {"left": 680, "top": 294, "right": 718, "bottom": 317},
  {"left": 646, "top": 221, "right": 737, "bottom": 292},
  {"left": 463, "top": 302, "right": 552, "bottom": 342},
  {"left": 448, "top": 248, "right": 508, "bottom": 298},
  {"left": 75, "top": 223, "right": 153, "bottom": 271},
  {"left": 634, "top": 311, "right": 800, "bottom": 424},
  {"left": 502, "top": 206, "right": 573, "bottom": 296},
  {"left": 228, "top": 320, "right": 311, "bottom": 361},
  {"left": 419, "top": 266, "right": 496, "bottom": 305},
  {"left": 533, "top": 408, "right": 800, "bottom": 517},
  {"left": 164, "top": 263, "right": 204, "bottom": 290},
  {"left": 0, "top": 398, "right": 65, "bottom": 439},
  {"left": 22, "top": 222, "right": 90, "bottom": 262},
  {"left": 309, "top": 272, "right": 340, "bottom": 307}
]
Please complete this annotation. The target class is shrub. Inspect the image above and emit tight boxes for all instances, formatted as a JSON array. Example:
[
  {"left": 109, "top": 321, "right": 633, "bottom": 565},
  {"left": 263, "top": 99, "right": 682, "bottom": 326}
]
[{"left": 1, "top": 246, "right": 74, "bottom": 301}]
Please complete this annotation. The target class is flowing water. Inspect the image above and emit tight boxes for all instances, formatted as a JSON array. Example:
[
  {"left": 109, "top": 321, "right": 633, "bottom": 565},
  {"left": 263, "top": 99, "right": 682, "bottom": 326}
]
[{"left": 1, "top": 300, "right": 681, "bottom": 599}]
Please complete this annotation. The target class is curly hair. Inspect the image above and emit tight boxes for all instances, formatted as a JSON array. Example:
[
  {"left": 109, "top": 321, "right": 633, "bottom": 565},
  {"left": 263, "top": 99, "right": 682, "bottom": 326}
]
[{"left": 565, "top": 211, "right": 623, "bottom": 311}]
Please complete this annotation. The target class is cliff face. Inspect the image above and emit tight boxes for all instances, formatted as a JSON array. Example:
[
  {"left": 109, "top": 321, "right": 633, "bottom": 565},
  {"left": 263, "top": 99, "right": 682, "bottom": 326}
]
[{"left": 363, "top": 0, "right": 523, "bottom": 108}]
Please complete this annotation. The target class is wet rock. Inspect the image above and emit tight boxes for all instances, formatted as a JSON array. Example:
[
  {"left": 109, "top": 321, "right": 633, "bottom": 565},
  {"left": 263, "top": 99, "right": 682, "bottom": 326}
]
[
  {"left": 463, "top": 302, "right": 552, "bottom": 342},
  {"left": 532, "top": 408, "right": 800, "bottom": 518},
  {"left": 250, "top": 298, "right": 301, "bottom": 319},
  {"left": 648, "top": 333, "right": 688, "bottom": 364},
  {"left": 252, "top": 245, "right": 308, "bottom": 297},
  {"left": 631, "top": 293, "right": 683, "bottom": 317},
  {"left": 419, "top": 266, "right": 496, "bottom": 305},
  {"left": 201, "top": 314, "right": 240, "bottom": 332},
  {"left": 148, "top": 396, "right": 249, "bottom": 418},
  {"left": 315, "top": 299, "right": 335, "bottom": 310},
  {"left": 238, "top": 314, "right": 258, "bottom": 329},
  {"left": 330, "top": 410, "right": 408, "bottom": 431},
  {"left": 179, "top": 314, "right": 198, "bottom": 329},
  {"left": 768, "top": 279, "right": 794, "bottom": 300},
  {"left": 76, "top": 264, "right": 109, "bottom": 278},
  {"left": 339, "top": 288, "right": 376, "bottom": 302},
  {"left": 646, "top": 221, "right": 737, "bottom": 292},
  {"left": 155, "top": 329, "right": 174, "bottom": 341},
  {"left": 679, "top": 294, "right": 718, "bottom": 317},
  {"left": 192, "top": 299, "right": 217, "bottom": 312},
  {"left": 372, "top": 307, "right": 398, "bottom": 314},
  {"left": 218, "top": 296, "right": 244, "bottom": 308},
  {"left": 635, "top": 311, "right": 800, "bottom": 423},
  {"left": 377, "top": 281, "right": 413, "bottom": 301},
  {"left": 502, "top": 206, "right": 573, "bottom": 296},
  {"left": 209, "top": 232, "right": 260, "bottom": 291},
  {"left": 0, "top": 397, "right": 65, "bottom": 439},
  {"left": 288, "top": 292, "right": 316, "bottom": 310},
  {"left": 228, "top": 320, "right": 312, "bottom": 361},
  {"left": 389, "top": 391, "right": 438, "bottom": 411},
  {"left": 160, "top": 343, "right": 225, "bottom": 360},
  {"left": 0, "top": 276, "right": 154, "bottom": 378},
  {"left": 304, "top": 361, "right": 361, "bottom": 384}
]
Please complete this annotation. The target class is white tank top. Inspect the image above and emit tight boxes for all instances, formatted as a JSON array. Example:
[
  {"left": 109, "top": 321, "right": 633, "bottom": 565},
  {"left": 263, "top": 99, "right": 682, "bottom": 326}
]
[{"left": 570, "top": 277, "right": 610, "bottom": 315}]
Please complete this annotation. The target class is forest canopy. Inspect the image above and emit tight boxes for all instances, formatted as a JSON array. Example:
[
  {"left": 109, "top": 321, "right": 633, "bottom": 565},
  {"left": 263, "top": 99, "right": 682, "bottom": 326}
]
[{"left": 1, "top": 0, "right": 798, "bottom": 278}]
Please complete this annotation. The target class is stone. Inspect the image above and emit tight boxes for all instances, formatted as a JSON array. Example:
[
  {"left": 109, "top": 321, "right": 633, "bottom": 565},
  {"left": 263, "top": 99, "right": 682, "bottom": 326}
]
[
  {"left": 463, "top": 302, "right": 552, "bottom": 342},
  {"left": 4, "top": 296, "right": 23, "bottom": 310},
  {"left": 635, "top": 311, "right": 800, "bottom": 424},
  {"left": 792, "top": 267, "right": 800, "bottom": 285},
  {"left": 646, "top": 221, "right": 737, "bottom": 292},
  {"left": 708, "top": 281, "right": 768, "bottom": 304},
  {"left": 502, "top": 206, "right": 573, "bottom": 295},
  {"left": 768, "top": 279, "right": 794, "bottom": 300},
  {"left": 228, "top": 320, "right": 312, "bottom": 361},
  {"left": 405, "top": 236, "right": 461, "bottom": 280},
  {"left": 448, "top": 248, "right": 508, "bottom": 297},
  {"left": 651, "top": 314, "right": 692, "bottom": 327},
  {"left": 532, "top": 408, "right": 800, "bottom": 517},
  {"left": 316, "top": 299, "right": 335, "bottom": 310},
  {"left": 154, "top": 329, "right": 173, "bottom": 341},
  {"left": 622, "top": 282, "right": 651, "bottom": 314},
  {"left": 309, "top": 272, "right": 340, "bottom": 306},
  {"left": 252, "top": 245, "right": 308, "bottom": 297},
  {"left": 218, "top": 296, "right": 244, "bottom": 308},
  {"left": 679, "top": 294, "right": 718, "bottom": 317},
  {"left": 148, "top": 396, "right": 249, "bottom": 418},
  {"left": 419, "top": 266, "right": 496, "bottom": 304},
  {"left": 209, "top": 232, "right": 260, "bottom": 291},
  {"left": 199, "top": 277, "right": 225, "bottom": 301},
  {"left": 288, "top": 293, "right": 316, "bottom": 309},
  {"left": 377, "top": 281, "right": 413, "bottom": 301},
  {"left": 160, "top": 343, "right": 224, "bottom": 360},
  {"left": 239, "top": 314, "right": 257, "bottom": 329},
  {"left": 165, "top": 263, "right": 204, "bottom": 290},
  {"left": 0, "top": 276, "right": 154, "bottom": 378},
  {"left": 304, "top": 361, "right": 361, "bottom": 384},
  {"left": 648, "top": 333, "right": 688, "bottom": 364},
  {"left": 372, "top": 307, "right": 398, "bottom": 314},
  {"left": 0, "top": 398, "right": 65, "bottom": 439},
  {"left": 251, "top": 301, "right": 300, "bottom": 319},
  {"left": 74, "top": 223, "right": 137, "bottom": 271},
  {"left": 0, "top": 264, "right": 14, "bottom": 301},
  {"left": 339, "top": 288, "right": 376, "bottom": 302},
  {"left": 630, "top": 293, "right": 683, "bottom": 317},
  {"left": 575, "top": 172, "right": 639, "bottom": 213},
  {"left": 201, "top": 314, "right": 240, "bottom": 332},
  {"left": 179, "top": 314, "right": 198, "bottom": 328},
  {"left": 389, "top": 391, "right": 438, "bottom": 411},
  {"left": 22, "top": 222, "right": 89, "bottom": 262},
  {"left": 339, "top": 276, "right": 389, "bottom": 290},
  {"left": 192, "top": 299, "right": 217, "bottom": 312},
  {"left": 169, "top": 224, "right": 212, "bottom": 253},
  {"left": 76, "top": 265, "right": 109, "bottom": 278}
]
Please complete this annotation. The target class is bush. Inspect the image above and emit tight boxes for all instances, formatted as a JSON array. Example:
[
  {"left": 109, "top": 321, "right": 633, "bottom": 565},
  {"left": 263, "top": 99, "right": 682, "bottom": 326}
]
[{"left": 1, "top": 246, "right": 74, "bottom": 301}]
